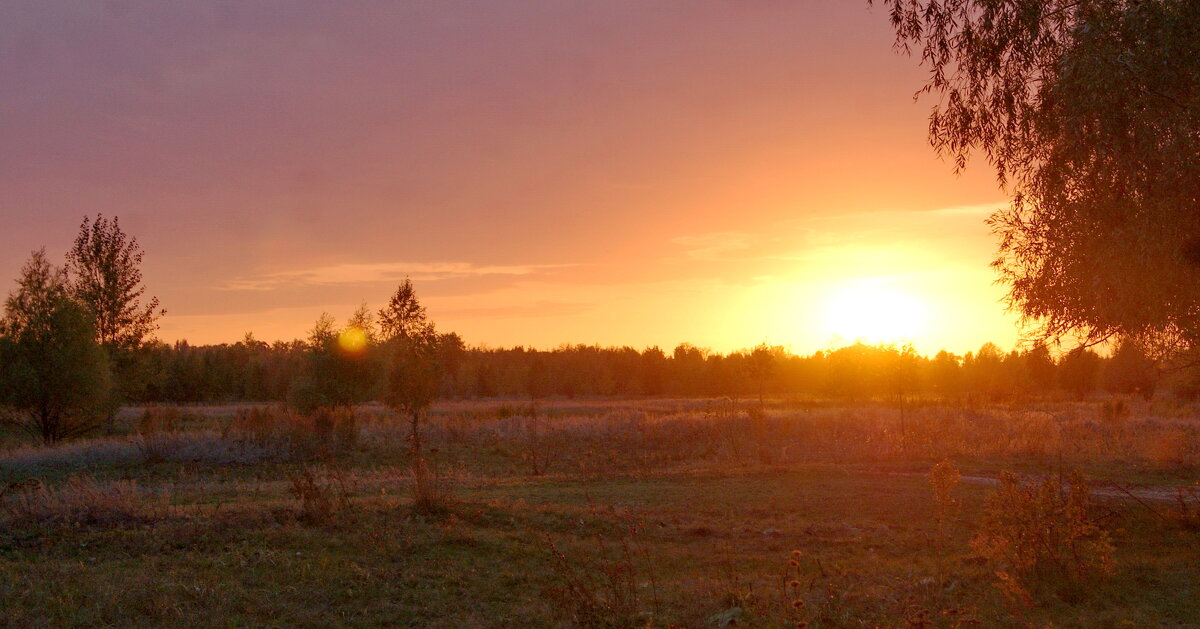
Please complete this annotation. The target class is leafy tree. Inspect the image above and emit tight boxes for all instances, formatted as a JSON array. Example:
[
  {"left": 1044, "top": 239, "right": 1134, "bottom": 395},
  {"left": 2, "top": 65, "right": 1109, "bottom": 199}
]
[
  {"left": 288, "top": 311, "right": 378, "bottom": 413},
  {"left": 66, "top": 214, "right": 164, "bottom": 401},
  {"left": 1059, "top": 347, "right": 1102, "bottom": 400},
  {"left": 929, "top": 350, "right": 963, "bottom": 397},
  {"left": 1102, "top": 337, "right": 1158, "bottom": 398},
  {"left": 378, "top": 279, "right": 441, "bottom": 458},
  {"left": 1023, "top": 344, "right": 1059, "bottom": 396},
  {"left": 877, "top": 0, "right": 1200, "bottom": 355},
  {"left": 746, "top": 343, "right": 778, "bottom": 405},
  {"left": 0, "top": 250, "right": 113, "bottom": 443}
]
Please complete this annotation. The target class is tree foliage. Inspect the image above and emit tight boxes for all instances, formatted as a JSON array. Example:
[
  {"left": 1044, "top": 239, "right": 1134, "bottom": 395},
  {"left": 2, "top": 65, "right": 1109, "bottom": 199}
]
[
  {"left": 876, "top": 0, "right": 1200, "bottom": 355},
  {"left": 0, "top": 250, "right": 113, "bottom": 443},
  {"left": 378, "top": 279, "right": 441, "bottom": 457},
  {"left": 288, "top": 311, "right": 378, "bottom": 413},
  {"left": 66, "top": 214, "right": 164, "bottom": 353}
]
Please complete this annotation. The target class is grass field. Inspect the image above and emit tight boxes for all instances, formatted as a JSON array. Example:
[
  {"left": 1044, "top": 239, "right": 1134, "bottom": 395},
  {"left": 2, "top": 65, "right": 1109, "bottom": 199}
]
[{"left": 1, "top": 398, "right": 1198, "bottom": 628}]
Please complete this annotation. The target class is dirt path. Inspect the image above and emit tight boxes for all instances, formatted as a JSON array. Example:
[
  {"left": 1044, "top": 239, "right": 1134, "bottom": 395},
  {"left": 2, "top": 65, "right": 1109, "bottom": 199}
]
[{"left": 891, "top": 471, "right": 1196, "bottom": 504}]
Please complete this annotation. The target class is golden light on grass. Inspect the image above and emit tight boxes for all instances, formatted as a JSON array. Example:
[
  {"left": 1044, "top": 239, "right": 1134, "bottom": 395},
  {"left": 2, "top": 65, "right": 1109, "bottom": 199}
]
[
  {"left": 337, "top": 327, "right": 369, "bottom": 353},
  {"left": 821, "top": 280, "right": 928, "bottom": 346}
]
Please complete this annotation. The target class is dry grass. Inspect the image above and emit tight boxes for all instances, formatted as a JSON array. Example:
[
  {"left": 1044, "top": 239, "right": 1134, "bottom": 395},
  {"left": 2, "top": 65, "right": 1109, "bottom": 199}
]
[
  {"left": 0, "top": 475, "right": 165, "bottom": 527},
  {"left": 0, "top": 397, "right": 1196, "bottom": 627}
]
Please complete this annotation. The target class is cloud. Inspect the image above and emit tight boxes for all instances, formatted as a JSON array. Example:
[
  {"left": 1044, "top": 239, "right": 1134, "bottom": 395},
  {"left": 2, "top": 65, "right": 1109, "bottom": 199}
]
[
  {"left": 926, "top": 201, "right": 1007, "bottom": 216},
  {"left": 221, "top": 261, "right": 569, "bottom": 291},
  {"left": 669, "top": 231, "right": 754, "bottom": 260},
  {"left": 438, "top": 300, "right": 593, "bottom": 320}
]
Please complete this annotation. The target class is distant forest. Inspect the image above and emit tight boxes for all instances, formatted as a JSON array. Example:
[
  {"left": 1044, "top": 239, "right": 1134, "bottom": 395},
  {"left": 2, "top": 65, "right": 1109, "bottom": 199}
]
[{"left": 132, "top": 335, "right": 1169, "bottom": 404}]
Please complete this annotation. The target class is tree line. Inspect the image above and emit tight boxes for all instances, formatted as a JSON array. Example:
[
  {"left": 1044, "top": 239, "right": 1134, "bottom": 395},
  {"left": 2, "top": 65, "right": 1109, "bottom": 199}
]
[
  {"left": 129, "top": 334, "right": 1167, "bottom": 405},
  {"left": 0, "top": 215, "right": 1185, "bottom": 447}
]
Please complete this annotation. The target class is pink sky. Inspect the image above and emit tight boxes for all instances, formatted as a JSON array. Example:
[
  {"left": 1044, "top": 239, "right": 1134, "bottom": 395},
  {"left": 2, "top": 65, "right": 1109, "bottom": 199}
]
[{"left": 1, "top": 1, "right": 1018, "bottom": 354}]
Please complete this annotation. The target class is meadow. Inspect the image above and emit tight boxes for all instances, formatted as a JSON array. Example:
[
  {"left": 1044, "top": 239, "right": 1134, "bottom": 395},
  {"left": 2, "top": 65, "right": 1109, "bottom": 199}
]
[{"left": 1, "top": 396, "right": 1198, "bottom": 628}]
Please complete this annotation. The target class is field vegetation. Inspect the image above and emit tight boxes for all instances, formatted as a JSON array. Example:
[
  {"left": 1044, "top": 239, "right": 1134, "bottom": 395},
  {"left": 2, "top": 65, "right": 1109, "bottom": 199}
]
[{"left": 2, "top": 397, "right": 1197, "bottom": 627}]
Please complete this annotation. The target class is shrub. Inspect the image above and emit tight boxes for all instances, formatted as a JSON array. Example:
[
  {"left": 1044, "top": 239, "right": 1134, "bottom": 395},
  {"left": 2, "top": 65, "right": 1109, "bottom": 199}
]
[
  {"left": 970, "top": 471, "right": 1114, "bottom": 599},
  {"left": 411, "top": 448, "right": 455, "bottom": 514},
  {"left": 135, "top": 406, "right": 182, "bottom": 463},
  {"left": 288, "top": 465, "right": 349, "bottom": 524}
]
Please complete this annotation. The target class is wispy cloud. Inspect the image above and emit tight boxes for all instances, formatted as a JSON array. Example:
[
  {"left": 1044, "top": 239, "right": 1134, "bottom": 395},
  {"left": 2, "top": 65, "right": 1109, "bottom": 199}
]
[
  {"left": 927, "top": 201, "right": 1007, "bottom": 216},
  {"left": 668, "top": 231, "right": 755, "bottom": 261},
  {"left": 221, "top": 261, "right": 569, "bottom": 291}
]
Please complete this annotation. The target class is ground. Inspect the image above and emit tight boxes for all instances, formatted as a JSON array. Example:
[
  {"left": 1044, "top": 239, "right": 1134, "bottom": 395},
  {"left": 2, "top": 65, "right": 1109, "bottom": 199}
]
[{"left": 1, "top": 398, "right": 1197, "bottom": 628}]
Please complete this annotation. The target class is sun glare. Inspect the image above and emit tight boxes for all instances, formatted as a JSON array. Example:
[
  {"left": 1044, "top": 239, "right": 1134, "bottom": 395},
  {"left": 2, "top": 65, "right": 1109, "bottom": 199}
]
[
  {"left": 822, "top": 282, "right": 927, "bottom": 346},
  {"left": 338, "top": 327, "right": 368, "bottom": 353}
]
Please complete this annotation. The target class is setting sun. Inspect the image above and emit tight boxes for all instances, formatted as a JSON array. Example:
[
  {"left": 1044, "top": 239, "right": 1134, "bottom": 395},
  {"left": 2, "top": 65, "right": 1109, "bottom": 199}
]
[{"left": 822, "top": 281, "right": 928, "bottom": 346}]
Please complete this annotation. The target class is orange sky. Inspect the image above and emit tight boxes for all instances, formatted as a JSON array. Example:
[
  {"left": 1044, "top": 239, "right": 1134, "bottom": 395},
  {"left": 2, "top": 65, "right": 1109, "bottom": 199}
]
[{"left": 1, "top": 1, "right": 1020, "bottom": 355}]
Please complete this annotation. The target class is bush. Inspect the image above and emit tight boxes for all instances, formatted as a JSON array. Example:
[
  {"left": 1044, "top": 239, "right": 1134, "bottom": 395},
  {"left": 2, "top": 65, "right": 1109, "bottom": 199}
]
[
  {"left": 288, "top": 465, "right": 349, "bottom": 524},
  {"left": 970, "top": 471, "right": 1114, "bottom": 599}
]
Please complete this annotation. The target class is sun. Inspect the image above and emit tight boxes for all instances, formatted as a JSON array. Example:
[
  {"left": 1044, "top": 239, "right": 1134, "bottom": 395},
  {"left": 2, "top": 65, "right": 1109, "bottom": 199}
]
[{"left": 822, "top": 282, "right": 928, "bottom": 346}]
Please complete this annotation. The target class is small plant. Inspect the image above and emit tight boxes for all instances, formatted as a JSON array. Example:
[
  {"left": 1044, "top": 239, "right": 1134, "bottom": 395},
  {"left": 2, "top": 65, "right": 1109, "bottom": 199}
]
[
  {"left": 135, "top": 406, "right": 181, "bottom": 464},
  {"left": 970, "top": 471, "right": 1115, "bottom": 600},
  {"left": 929, "top": 458, "right": 961, "bottom": 537},
  {"left": 288, "top": 465, "right": 350, "bottom": 524},
  {"left": 333, "top": 407, "right": 358, "bottom": 454},
  {"left": 782, "top": 549, "right": 814, "bottom": 628},
  {"left": 411, "top": 447, "right": 455, "bottom": 514},
  {"left": 521, "top": 403, "right": 555, "bottom": 476},
  {"left": 539, "top": 509, "right": 661, "bottom": 628},
  {"left": 1099, "top": 398, "right": 1130, "bottom": 429},
  {"left": 1170, "top": 482, "right": 1200, "bottom": 531}
]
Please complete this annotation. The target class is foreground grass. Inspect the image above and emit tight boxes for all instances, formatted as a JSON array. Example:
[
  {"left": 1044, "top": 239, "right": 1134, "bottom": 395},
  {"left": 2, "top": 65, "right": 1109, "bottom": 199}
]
[
  {"left": 2, "top": 398, "right": 1198, "bottom": 627},
  {"left": 2, "top": 463, "right": 1197, "bottom": 628}
]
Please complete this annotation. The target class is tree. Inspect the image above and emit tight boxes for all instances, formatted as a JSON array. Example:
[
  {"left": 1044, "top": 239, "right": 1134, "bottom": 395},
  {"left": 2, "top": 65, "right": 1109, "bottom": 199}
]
[
  {"left": 1103, "top": 337, "right": 1158, "bottom": 398},
  {"left": 0, "top": 250, "right": 113, "bottom": 443},
  {"left": 66, "top": 214, "right": 164, "bottom": 399},
  {"left": 288, "top": 311, "right": 378, "bottom": 413},
  {"left": 877, "top": 0, "right": 1200, "bottom": 355},
  {"left": 1059, "top": 347, "right": 1102, "bottom": 400},
  {"left": 378, "top": 279, "right": 441, "bottom": 458},
  {"left": 746, "top": 344, "right": 778, "bottom": 406}
]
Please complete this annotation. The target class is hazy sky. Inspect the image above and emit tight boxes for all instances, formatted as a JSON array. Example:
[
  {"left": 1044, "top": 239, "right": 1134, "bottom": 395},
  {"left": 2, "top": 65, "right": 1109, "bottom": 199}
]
[{"left": 1, "top": 0, "right": 1019, "bottom": 354}]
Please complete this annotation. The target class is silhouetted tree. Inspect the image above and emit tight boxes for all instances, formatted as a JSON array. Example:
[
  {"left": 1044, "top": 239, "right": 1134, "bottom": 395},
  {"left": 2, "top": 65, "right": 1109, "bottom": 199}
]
[
  {"left": 1023, "top": 344, "right": 1058, "bottom": 396},
  {"left": 1059, "top": 348, "right": 1102, "bottom": 400},
  {"left": 929, "top": 350, "right": 963, "bottom": 397},
  {"left": 0, "top": 250, "right": 113, "bottom": 443},
  {"left": 746, "top": 344, "right": 777, "bottom": 405},
  {"left": 880, "top": 0, "right": 1200, "bottom": 355},
  {"left": 1103, "top": 337, "right": 1158, "bottom": 399}
]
